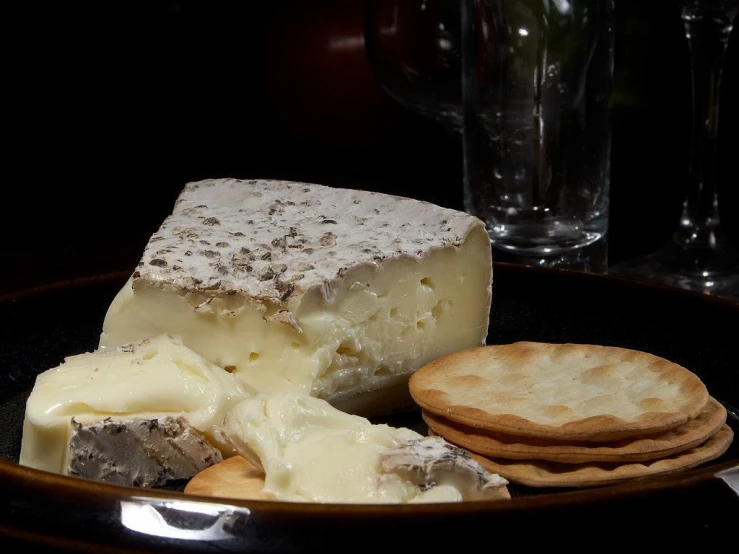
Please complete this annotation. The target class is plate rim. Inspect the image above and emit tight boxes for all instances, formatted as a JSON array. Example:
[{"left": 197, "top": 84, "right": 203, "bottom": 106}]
[{"left": 1, "top": 454, "right": 738, "bottom": 515}]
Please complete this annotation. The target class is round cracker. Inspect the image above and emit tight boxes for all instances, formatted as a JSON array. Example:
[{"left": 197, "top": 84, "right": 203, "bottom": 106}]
[
  {"left": 422, "top": 397, "right": 727, "bottom": 463},
  {"left": 409, "top": 342, "right": 709, "bottom": 442},
  {"left": 466, "top": 424, "right": 734, "bottom": 488},
  {"left": 185, "top": 455, "right": 271, "bottom": 501}
]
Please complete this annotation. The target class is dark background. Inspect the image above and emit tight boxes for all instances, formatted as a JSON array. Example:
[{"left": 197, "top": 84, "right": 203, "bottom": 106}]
[{"left": 2, "top": 0, "right": 738, "bottom": 296}]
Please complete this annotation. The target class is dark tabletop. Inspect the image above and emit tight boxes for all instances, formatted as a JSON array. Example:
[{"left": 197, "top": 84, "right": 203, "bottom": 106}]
[{"left": 2, "top": 0, "right": 738, "bottom": 296}]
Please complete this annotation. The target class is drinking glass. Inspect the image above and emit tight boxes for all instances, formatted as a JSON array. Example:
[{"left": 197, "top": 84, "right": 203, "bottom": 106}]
[
  {"left": 461, "top": 0, "right": 615, "bottom": 273},
  {"left": 610, "top": 0, "right": 739, "bottom": 301},
  {"left": 366, "top": 0, "right": 614, "bottom": 273},
  {"left": 364, "top": 0, "right": 463, "bottom": 134}
]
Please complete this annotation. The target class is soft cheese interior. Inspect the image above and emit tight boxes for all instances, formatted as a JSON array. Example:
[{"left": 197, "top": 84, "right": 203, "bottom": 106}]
[
  {"left": 219, "top": 392, "right": 509, "bottom": 503},
  {"left": 99, "top": 179, "right": 493, "bottom": 415},
  {"left": 20, "top": 334, "right": 252, "bottom": 476}
]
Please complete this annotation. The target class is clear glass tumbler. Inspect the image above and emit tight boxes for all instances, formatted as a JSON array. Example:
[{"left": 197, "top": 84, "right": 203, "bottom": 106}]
[{"left": 461, "top": 0, "right": 615, "bottom": 272}]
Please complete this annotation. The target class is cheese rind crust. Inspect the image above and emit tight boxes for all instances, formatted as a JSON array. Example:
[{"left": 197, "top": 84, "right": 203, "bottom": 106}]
[
  {"left": 68, "top": 416, "right": 223, "bottom": 487},
  {"left": 379, "top": 436, "right": 509, "bottom": 500},
  {"left": 132, "top": 178, "right": 486, "bottom": 308},
  {"left": 100, "top": 179, "right": 493, "bottom": 410}
]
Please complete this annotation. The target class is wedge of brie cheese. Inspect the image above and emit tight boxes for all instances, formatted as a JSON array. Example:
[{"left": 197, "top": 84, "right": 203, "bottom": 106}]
[
  {"left": 19, "top": 334, "right": 252, "bottom": 479},
  {"left": 218, "top": 392, "right": 509, "bottom": 503},
  {"left": 99, "top": 179, "right": 493, "bottom": 416}
]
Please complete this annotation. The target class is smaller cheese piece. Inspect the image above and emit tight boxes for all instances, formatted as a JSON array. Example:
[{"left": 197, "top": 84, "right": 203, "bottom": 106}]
[
  {"left": 20, "top": 334, "right": 252, "bottom": 477},
  {"left": 218, "top": 392, "right": 509, "bottom": 503},
  {"left": 67, "top": 416, "right": 223, "bottom": 487}
]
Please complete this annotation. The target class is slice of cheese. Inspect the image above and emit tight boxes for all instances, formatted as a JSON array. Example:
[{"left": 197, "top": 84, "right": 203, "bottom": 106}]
[
  {"left": 218, "top": 392, "right": 509, "bottom": 503},
  {"left": 99, "top": 179, "right": 493, "bottom": 415},
  {"left": 19, "top": 334, "right": 252, "bottom": 476},
  {"left": 67, "top": 416, "right": 223, "bottom": 487}
]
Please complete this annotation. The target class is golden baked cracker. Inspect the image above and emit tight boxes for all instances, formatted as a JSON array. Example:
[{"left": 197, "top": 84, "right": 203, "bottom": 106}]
[
  {"left": 409, "top": 342, "right": 709, "bottom": 442},
  {"left": 466, "top": 424, "right": 734, "bottom": 488},
  {"left": 185, "top": 455, "right": 271, "bottom": 501},
  {"left": 422, "top": 397, "right": 727, "bottom": 463}
]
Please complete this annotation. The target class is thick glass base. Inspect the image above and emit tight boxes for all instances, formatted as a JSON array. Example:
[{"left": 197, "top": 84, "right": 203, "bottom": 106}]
[
  {"left": 609, "top": 244, "right": 739, "bottom": 302},
  {"left": 491, "top": 236, "right": 608, "bottom": 274}
]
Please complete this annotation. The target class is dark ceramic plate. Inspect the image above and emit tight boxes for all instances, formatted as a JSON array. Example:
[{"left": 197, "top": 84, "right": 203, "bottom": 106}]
[{"left": 1, "top": 264, "right": 738, "bottom": 552}]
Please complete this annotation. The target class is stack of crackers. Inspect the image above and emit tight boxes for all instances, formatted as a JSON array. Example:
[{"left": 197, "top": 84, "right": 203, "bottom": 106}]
[{"left": 409, "top": 342, "right": 734, "bottom": 488}]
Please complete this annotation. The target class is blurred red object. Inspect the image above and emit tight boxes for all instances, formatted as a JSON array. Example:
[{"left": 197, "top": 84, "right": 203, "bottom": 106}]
[{"left": 262, "top": 0, "right": 409, "bottom": 153}]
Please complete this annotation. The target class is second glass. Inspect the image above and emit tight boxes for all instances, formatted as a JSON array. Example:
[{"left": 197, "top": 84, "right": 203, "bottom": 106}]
[{"left": 462, "top": 0, "right": 615, "bottom": 272}]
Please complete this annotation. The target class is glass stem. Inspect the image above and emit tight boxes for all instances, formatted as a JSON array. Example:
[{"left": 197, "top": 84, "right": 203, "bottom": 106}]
[{"left": 675, "top": 5, "right": 736, "bottom": 254}]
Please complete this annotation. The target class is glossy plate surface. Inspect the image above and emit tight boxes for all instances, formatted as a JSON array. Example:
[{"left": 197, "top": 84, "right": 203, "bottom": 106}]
[{"left": 1, "top": 264, "right": 738, "bottom": 551}]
